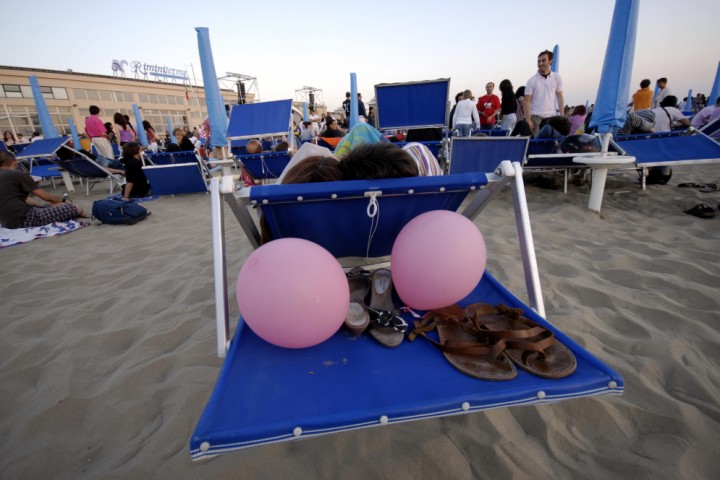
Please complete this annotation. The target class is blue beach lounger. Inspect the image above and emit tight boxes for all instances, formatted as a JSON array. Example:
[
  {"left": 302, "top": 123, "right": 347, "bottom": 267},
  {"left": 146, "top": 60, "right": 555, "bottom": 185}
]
[
  {"left": 189, "top": 160, "right": 624, "bottom": 459},
  {"left": 141, "top": 151, "right": 209, "bottom": 196},
  {"left": 15, "top": 137, "right": 123, "bottom": 195},
  {"left": 374, "top": 78, "right": 450, "bottom": 164},
  {"left": 612, "top": 131, "right": 720, "bottom": 189},
  {"left": 448, "top": 136, "right": 529, "bottom": 175},
  {"left": 227, "top": 99, "right": 295, "bottom": 182}
]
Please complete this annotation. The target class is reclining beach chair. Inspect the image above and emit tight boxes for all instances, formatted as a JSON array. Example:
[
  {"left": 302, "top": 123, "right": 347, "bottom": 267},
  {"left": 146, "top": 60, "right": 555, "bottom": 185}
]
[
  {"left": 448, "top": 136, "right": 529, "bottom": 175},
  {"left": 141, "top": 151, "right": 223, "bottom": 196},
  {"left": 375, "top": 78, "right": 450, "bottom": 167},
  {"left": 227, "top": 99, "right": 294, "bottom": 182},
  {"left": 14, "top": 137, "right": 124, "bottom": 195},
  {"left": 612, "top": 130, "right": 720, "bottom": 189},
  {"left": 190, "top": 160, "right": 624, "bottom": 459},
  {"left": 698, "top": 115, "right": 720, "bottom": 139}
]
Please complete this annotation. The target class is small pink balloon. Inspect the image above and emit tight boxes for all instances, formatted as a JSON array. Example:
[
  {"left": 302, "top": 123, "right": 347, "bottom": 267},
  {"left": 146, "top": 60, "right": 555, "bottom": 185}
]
[
  {"left": 391, "top": 211, "right": 486, "bottom": 310},
  {"left": 236, "top": 238, "right": 349, "bottom": 348}
]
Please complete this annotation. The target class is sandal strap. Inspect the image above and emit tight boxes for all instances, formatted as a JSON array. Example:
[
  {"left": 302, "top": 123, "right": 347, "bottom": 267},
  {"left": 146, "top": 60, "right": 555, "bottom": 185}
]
[{"left": 367, "top": 307, "right": 408, "bottom": 333}]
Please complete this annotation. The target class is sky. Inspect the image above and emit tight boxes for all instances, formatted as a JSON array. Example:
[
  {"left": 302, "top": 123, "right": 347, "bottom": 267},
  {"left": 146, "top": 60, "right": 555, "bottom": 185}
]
[{"left": 2, "top": 0, "right": 719, "bottom": 111}]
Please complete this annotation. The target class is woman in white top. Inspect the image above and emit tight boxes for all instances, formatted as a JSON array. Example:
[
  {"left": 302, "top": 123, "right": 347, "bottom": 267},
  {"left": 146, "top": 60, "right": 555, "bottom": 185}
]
[{"left": 452, "top": 90, "right": 480, "bottom": 137}]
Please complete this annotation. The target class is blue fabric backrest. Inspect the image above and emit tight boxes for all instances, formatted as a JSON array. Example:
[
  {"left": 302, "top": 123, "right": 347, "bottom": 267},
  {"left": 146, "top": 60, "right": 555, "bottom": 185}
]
[
  {"left": 227, "top": 100, "right": 293, "bottom": 139},
  {"left": 239, "top": 151, "right": 292, "bottom": 179},
  {"left": 13, "top": 137, "right": 69, "bottom": 159},
  {"left": 252, "top": 173, "right": 487, "bottom": 258},
  {"left": 55, "top": 157, "right": 107, "bottom": 178},
  {"left": 449, "top": 137, "right": 528, "bottom": 174},
  {"left": 375, "top": 79, "right": 449, "bottom": 130},
  {"left": 527, "top": 139, "right": 559, "bottom": 156},
  {"left": 143, "top": 164, "right": 207, "bottom": 195},
  {"left": 0, "top": 141, "right": 7, "bottom": 152},
  {"left": 148, "top": 152, "right": 198, "bottom": 165},
  {"left": 615, "top": 132, "right": 720, "bottom": 164}
]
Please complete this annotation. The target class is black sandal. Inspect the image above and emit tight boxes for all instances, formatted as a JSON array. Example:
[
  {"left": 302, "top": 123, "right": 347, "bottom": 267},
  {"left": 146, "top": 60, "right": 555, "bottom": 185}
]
[{"left": 684, "top": 203, "right": 715, "bottom": 219}]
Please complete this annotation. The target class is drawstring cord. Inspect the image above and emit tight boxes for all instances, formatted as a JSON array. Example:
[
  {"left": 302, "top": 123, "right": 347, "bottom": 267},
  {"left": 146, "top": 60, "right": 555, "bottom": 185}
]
[{"left": 365, "top": 192, "right": 380, "bottom": 259}]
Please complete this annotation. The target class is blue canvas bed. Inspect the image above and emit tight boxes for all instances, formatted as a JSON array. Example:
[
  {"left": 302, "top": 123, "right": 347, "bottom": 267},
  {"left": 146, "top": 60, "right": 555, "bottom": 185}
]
[
  {"left": 191, "top": 159, "right": 623, "bottom": 459},
  {"left": 227, "top": 100, "right": 294, "bottom": 181}
]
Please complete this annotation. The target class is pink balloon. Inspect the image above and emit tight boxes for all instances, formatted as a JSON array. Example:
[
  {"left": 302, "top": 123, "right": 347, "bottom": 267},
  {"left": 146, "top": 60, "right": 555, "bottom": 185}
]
[
  {"left": 391, "top": 211, "right": 486, "bottom": 310},
  {"left": 236, "top": 238, "right": 349, "bottom": 348}
]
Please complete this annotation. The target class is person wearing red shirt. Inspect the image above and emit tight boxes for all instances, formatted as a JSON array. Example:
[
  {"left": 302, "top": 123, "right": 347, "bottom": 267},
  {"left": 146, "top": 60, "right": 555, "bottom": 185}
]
[{"left": 476, "top": 82, "right": 501, "bottom": 130}]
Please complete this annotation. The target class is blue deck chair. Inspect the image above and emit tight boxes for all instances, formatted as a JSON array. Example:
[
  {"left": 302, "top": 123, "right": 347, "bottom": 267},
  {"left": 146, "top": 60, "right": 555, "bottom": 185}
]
[
  {"left": 15, "top": 137, "right": 123, "bottom": 195},
  {"left": 0, "top": 140, "right": 7, "bottom": 152},
  {"left": 227, "top": 100, "right": 294, "bottom": 182},
  {"left": 190, "top": 161, "right": 624, "bottom": 459},
  {"left": 375, "top": 79, "right": 450, "bottom": 166},
  {"left": 448, "top": 137, "right": 529, "bottom": 175},
  {"left": 699, "top": 115, "right": 720, "bottom": 139},
  {"left": 612, "top": 131, "right": 720, "bottom": 189},
  {"left": 142, "top": 151, "right": 223, "bottom": 196}
]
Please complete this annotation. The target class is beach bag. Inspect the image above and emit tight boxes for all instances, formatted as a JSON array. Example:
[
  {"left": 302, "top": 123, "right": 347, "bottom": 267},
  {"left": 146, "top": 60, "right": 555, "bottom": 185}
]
[{"left": 92, "top": 199, "right": 149, "bottom": 225}]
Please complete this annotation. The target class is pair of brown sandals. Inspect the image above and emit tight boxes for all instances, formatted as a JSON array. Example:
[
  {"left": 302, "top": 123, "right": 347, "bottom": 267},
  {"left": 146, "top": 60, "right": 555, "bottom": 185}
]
[
  {"left": 408, "top": 303, "right": 576, "bottom": 381},
  {"left": 345, "top": 267, "right": 407, "bottom": 347}
]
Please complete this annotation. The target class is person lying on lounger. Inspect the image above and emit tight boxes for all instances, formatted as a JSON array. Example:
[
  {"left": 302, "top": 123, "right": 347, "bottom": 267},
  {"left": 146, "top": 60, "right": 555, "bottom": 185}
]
[{"left": 0, "top": 151, "right": 89, "bottom": 228}]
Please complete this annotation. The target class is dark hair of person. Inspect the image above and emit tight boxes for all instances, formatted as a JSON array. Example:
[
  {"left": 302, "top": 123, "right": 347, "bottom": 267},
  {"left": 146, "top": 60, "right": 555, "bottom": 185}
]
[
  {"left": 640, "top": 79, "right": 651, "bottom": 88},
  {"left": 273, "top": 141, "right": 289, "bottom": 152},
  {"left": 339, "top": 143, "right": 419, "bottom": 180},
  {"left": 544, "top": 116, "right": 571, "bottom": 136},
  {"left": 283, "top": 156, "right": 343, "bottom": 184},
  {"left": 89, "top": 105, "right": 100, "bottom": 115},
  {"left": 660, "top": 96, "right": 677, "bottom": 108},
  {"left": 454, "top": 92, "right": 463, "bottom": 103},
  {"left": 114, "top": 112, "right": 128, "bottom": 128},
  {"left": 142, "top": 120, "right": 153, "bottom": 130},
  {"left": 657, "top": 77, "right": 668, "bottom": 84},
  {"left": 515, "top": 86, "right": 526, "bottom": 98},
  {"left": 0, "top": 150, "right": 15, "bottom": 167},
  {"left": 539, "top": 49, "right": 553, "bottom": 61},
  {"left": 104, "top": 122, "right": 113, "bottom": 133},
  {"left": 499, "top": 79, "right": 514, "bottom": 95},
  {"left": 571, "top": 105, "right": 587, "bottom": 116},
  {"left": 122, "top": 142, "right": 141, "bottom": 160}
]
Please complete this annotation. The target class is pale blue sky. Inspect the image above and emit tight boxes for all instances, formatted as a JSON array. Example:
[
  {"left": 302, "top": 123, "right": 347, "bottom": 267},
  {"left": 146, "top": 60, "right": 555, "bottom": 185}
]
[{"left": 2, "top": 0, "right": 719, "bottom": 110}]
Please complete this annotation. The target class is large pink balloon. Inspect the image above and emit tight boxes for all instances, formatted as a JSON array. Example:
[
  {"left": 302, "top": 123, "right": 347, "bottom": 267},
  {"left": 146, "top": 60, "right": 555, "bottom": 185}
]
[
  {"left": 391, "top": 211, "right": 486, "bottom": 310},
  {"left": 236, "top": 238, "right": 349, "bottom": 348}
]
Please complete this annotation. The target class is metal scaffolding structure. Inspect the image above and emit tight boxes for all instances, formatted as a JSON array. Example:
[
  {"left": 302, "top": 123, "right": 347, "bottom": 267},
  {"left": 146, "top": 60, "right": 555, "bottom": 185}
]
[{"left": 219, "top": 72, "right": 260, "bottom": 104}]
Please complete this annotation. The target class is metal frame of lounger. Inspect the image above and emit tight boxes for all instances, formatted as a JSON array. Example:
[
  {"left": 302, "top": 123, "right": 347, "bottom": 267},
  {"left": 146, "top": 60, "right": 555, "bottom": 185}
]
[{"left": 191, "top": 162, "right": 624, "bottom": 459}]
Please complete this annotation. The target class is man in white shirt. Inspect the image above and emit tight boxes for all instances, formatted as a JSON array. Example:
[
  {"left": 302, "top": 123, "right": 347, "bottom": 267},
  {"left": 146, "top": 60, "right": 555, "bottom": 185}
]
[
  {"left": 653, "top": 78, "right": 672, "bottom": 108},
  {"left": 524, "top": 50, "right": 565, "bottom": 135}
]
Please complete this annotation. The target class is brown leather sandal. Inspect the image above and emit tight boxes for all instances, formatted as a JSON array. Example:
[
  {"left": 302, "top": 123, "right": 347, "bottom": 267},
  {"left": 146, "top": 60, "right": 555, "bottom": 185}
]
[
  {"left": 409, "top": 305, "right": 517, "bottom": 381},
  {"left": 464, "top": 303, "right": 577, "bottom": 379}
]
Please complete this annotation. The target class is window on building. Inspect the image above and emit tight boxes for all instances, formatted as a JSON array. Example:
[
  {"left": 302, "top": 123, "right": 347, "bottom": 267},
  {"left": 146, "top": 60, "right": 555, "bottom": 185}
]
[
  {"left": 138, "top": 94, "right": 149, "bottom": 103},
  {"left": 4, "top": 85, "right": 22, "bottom": 98},
  {"left": 52, "top": 87, "right": 68, "bottom": 100},
  {"left": 99, "top": 90, "right": 113, "bottom": 101},
  {"left": 73, "top": 89, "right": 87, "bottom": 100},
  {"left": 86, "top": 90, "right": 100, "bottom": 101}
]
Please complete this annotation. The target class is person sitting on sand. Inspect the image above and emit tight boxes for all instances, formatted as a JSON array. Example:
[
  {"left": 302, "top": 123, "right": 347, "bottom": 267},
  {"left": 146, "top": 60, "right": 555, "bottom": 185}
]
[{"left": 0, "top": 151, "right": 89, "bottom": 228}]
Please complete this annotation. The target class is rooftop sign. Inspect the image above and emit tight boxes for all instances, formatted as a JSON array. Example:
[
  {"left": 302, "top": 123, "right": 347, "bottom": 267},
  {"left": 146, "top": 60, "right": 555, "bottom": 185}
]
[{"left": 112, "top": 59, "right": 189, "bottom": 82}]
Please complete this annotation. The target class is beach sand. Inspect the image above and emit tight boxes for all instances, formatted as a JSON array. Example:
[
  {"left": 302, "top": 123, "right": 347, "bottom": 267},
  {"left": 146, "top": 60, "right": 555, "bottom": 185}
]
[{"left": 1, "top": 163, "right": 719, "bottom": 479}]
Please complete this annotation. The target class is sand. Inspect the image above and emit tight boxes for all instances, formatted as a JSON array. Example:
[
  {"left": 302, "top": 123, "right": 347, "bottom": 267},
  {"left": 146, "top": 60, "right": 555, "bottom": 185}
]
[{"left": 1, "top": 163, "right": 719, "bottom": 479}]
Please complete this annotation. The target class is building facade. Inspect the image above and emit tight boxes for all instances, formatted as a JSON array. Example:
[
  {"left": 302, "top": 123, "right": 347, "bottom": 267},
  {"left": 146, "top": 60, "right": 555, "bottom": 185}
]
[{"left": 0, "top": 66, "right": 242, "bottom": 140}]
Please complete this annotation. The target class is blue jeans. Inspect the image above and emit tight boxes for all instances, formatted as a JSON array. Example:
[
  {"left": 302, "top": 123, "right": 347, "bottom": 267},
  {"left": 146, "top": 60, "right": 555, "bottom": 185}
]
[
  {"left": 455, "top": 124, "right": 472, "bottom": 137},
  {"left": 95, "top": 155, "right": 124, "bottom": 170}
]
